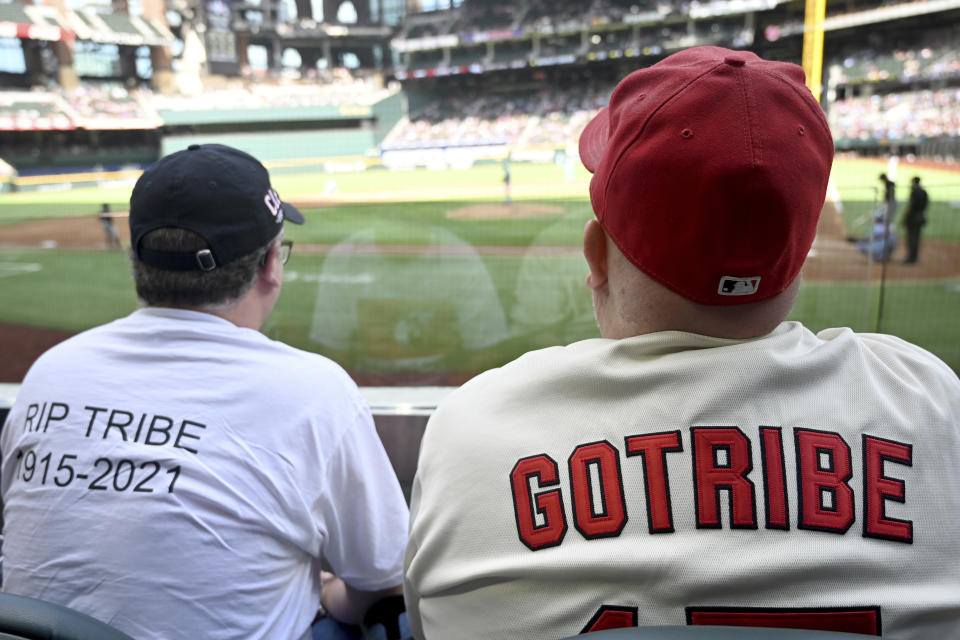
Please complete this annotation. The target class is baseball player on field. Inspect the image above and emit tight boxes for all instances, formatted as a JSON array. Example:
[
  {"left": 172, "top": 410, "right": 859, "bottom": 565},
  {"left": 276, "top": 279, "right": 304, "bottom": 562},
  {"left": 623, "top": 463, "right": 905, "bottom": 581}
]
[
  {"left": 403, "top": 47, "right": 960, "bottom": 639},
  {"left": 1, "top": 144, "right": 409, "bottom": 640}
]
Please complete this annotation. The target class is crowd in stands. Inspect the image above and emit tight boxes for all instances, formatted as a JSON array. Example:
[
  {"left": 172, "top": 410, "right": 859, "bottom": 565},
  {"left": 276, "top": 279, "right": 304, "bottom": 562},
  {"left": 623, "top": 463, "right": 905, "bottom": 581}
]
[
  {"left": 1, "top": 27, "right": 959, "bottom": 154},
  {"left": 0, "top": 85, "right": 153, "bottom": 130},
  {"left": 392, "top": 36, "right": 960, "bottom": 151},
  {"left": 381, "top": 83, "right": 611, "bottom": 149},
  {"left": 0, "top": 91, "right": 74, "bottom": 130},
  {"left": 64, "top": 85, "right": 162, "bottom": 128},
  {"left": 826, "top": 41, "right": 960, "bottom": 144},
  {"left": 0, "top": 71, "right": 395, "bottom": 131},
  {"left": 400, "top": 0, "right": 715, "bottom": 41},
  {"left": 396, "top": 0, "right": 747, "bottom": 71},
  {"left": 150, "top": 73, "right": 393, "bottom": 112},
  {"left": 829, "top": 87, "right": 960, "bottom": 144},
  {"left": 831, "top": 43, "right": 960, "bottom": 85},
  {"left": 384, "top": 78, "right": 960, "bottom": 151},
  {"left": 523, "top": 0, "right": 586, "bottom": 32},
  {"left": 449, "top": 0, "right": 520, "bottom": 33}
]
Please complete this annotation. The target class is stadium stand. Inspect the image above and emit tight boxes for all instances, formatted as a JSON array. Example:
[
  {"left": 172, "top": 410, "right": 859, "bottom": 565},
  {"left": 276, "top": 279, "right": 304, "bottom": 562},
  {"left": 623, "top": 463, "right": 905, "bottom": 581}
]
[
  {"left": 381, "top": 82, "right": 609, "bottom": 151},
  {"left": 0, "top": 91, "right": 74, "bottom": 131},
  {"left": 822, "top": 32, "right": 960, "bottom": 154},
  {"left": 450, "top": 0, "right": 522, "bottom": 33},
  {"left": 149, "top": 72, "right": 393, "bottom": 111},
  {"left": 65, "top": 85, "right": 162, "bottom": 129},
  {"left": 830, "top": 88, "right": 960, "bottom": 146},
  {"left": 0, "top": 0, "right": 957, "bottom": 176}
]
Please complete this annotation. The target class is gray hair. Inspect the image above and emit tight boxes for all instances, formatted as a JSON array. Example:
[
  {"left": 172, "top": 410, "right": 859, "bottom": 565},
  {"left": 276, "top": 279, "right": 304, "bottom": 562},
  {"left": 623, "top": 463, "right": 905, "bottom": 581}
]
[{"left": 130, "top": 227, "right": 278, "bottom": 309}]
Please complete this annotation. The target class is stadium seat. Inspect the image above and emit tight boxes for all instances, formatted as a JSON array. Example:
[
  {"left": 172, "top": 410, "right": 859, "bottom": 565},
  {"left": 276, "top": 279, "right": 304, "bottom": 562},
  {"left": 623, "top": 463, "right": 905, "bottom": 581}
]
[
  {"left": 0, "top": 593, "right": 134, "bottom": 640},
  {"left": 561, "top": 627, "right": 881, "bottom": 639}
]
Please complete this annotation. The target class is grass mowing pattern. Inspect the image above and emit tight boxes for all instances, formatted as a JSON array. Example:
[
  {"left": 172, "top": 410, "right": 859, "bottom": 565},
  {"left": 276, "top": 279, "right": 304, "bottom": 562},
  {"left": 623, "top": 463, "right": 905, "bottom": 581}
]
[
  {"left": 289, "top": 200, "right": 592, "bottom": 247},
  {"left": 1, "top": 157, "right": 958, "bottom": 376}
]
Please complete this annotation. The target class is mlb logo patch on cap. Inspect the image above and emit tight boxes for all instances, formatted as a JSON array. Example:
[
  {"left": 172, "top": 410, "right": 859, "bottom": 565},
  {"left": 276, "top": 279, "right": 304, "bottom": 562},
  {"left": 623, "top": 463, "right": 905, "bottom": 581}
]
[{"left": 718, "top": 276, "right": 761, "bottom": 296}]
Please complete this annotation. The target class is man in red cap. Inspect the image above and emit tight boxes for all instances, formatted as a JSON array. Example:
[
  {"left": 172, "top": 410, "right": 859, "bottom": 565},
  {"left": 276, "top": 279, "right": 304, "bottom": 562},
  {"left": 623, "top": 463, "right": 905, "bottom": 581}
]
[{"left": 403, "top": 47, "right": 960, "bottom": 639}]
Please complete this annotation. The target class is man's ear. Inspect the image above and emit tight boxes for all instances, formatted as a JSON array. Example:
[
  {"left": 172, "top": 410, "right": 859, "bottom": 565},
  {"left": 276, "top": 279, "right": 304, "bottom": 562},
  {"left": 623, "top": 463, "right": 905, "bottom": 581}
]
[
  {"left": 583, "top": 219, "right": 608, "bottom": 291},
  {"left": 257, "top": 242, "right": 283, "bottom": 289}
]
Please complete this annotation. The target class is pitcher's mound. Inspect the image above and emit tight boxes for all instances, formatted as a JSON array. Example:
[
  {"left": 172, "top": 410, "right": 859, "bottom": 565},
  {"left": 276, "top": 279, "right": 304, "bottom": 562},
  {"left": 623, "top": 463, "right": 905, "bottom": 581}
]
[{"left": 445, "top": 203, "right": 564, "bottom": 220}]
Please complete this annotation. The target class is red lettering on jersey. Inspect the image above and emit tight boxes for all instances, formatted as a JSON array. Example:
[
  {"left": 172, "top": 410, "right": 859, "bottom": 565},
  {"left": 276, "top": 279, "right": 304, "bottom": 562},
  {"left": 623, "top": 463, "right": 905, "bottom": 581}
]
[
  {"left": 510, "top": 455, "right": 567, "bottom": 551},
  {"left": 686, "top": 606, "right": 881, "bottom": 634},
  {"left": 759, "top": 427, "right": 789, "bottom": 530},
  {"left": 795, "top": 429, "right": 854, "bottom": 534},
  {"left": 625, "top": 431, "right": 682, "bottom": 533},
  {"left": 863, "top": 435, "right": 913, "bottom": 543},
  {"left": 692, "top": 427, "right": 757, "bottom": 529},
  {"left": 582, "top": 605, "right": 638, "bottom": 633},
  {"left": 569, "top": 441, "right": 627, "bottom": 539}
]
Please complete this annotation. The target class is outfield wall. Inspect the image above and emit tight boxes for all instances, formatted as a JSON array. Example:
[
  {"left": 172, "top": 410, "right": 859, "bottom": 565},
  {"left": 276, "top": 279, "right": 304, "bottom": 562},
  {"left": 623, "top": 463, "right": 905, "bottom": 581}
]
[
  {"left": 161, "top": 129, "right": 378, "bottom": 162},
  {"left": 3, "top": 144, "right": 563, "bottom": 191},
  {"left": 1, "top": 93, "right": 408, "bottom": 188}
]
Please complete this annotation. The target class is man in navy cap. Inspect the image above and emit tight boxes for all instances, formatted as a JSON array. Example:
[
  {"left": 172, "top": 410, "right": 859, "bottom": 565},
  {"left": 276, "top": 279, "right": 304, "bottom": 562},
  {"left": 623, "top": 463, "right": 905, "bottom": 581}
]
[{"left": 1, "top": 144, "right": 409, "bottom": 640}]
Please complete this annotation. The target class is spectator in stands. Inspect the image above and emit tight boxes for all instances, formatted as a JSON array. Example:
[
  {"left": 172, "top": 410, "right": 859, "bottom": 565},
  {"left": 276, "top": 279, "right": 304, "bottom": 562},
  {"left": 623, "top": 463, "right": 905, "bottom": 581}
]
[
  {"left": 403, "top": 46, "right": 960, "bottom": 640},
  {"left": 1, "top": 144, "right": 408, "bottom": 640}
]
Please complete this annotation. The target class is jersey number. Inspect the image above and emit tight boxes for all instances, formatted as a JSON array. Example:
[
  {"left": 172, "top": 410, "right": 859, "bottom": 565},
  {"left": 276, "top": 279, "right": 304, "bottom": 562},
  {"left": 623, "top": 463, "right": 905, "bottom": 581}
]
[{"left": 583, "top": 605, "right": 881, "bottom": 635}]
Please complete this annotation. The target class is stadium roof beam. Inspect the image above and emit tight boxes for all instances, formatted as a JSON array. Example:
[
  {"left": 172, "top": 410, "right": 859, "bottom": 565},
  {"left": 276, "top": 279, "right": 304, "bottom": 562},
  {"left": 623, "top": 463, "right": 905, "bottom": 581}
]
[
  {"left": 0, "top": 4, "right": 74, "bottom": 42},
  {"left": 68, "top": 9, "right": 175, "bottom": 47},
  {"left": 0, "top": 1, "right": 174, "bottom": 47}
]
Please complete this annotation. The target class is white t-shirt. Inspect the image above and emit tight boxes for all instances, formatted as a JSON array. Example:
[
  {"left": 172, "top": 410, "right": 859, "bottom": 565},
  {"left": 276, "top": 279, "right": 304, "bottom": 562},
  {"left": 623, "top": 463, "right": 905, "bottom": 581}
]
[
  {"left": 1, "top": 308, "right": 409, "bottom": 640},
  {"left": 404, "top": 322, "right": 960, "bottom": 640}
]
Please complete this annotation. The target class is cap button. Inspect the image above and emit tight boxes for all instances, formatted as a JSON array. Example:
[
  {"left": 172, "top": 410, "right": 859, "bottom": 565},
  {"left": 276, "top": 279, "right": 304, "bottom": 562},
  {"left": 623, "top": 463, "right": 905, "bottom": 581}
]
[
  {"left": 724, "top": 56, "right": 746, "bottom": 67},
  {"left": 188, "top": 144, "right": 201, "bottom": 150}
]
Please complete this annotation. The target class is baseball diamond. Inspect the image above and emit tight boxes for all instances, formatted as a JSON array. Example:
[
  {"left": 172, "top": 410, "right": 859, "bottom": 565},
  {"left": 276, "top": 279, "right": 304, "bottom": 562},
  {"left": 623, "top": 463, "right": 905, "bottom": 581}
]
[{"left": 1, "top": 160, "right": 959, "bottom": 384}]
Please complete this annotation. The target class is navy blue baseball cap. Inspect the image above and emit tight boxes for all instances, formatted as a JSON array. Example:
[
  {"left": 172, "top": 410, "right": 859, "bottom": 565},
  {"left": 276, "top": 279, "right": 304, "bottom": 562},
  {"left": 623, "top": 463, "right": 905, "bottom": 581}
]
[{"left": 129, "top": 143, "right": 304, "bottom": 271}]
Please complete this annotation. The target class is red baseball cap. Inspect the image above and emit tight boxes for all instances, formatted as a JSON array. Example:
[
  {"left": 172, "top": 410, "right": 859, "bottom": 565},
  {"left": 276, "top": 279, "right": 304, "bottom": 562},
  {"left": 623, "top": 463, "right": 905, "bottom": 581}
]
[{"left": 580, "top": 46, "right": 834, "bottom": 305}]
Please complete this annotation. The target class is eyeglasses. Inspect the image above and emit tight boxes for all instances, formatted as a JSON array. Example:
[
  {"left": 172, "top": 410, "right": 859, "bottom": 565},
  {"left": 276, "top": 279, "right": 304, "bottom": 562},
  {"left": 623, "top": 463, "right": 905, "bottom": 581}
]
[
  {"left": 260, "top": 239, "right": 293, "bottom": 267},
  {"left": 278, "top": 240, "right": 293, "bottom": 265}
]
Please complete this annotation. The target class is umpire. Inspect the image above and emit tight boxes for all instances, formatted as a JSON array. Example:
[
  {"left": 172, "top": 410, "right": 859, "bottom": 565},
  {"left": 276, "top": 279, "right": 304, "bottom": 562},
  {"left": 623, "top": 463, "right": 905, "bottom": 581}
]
[
  {"left": 1, "top": 144, "right": 409, "bottom": 640},
  {"left": 901, "top": 175, "right": 929, "bottom": 264}
]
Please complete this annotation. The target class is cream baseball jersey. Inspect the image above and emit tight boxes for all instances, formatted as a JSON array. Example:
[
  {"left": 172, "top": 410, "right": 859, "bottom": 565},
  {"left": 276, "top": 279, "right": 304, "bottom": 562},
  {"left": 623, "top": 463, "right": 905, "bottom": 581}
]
[
  {"left": 2, "top": 308, "right": 409, "bottom": 640},
  {"left": 404, "top": 322, "right": 960, "bottom": 639}
]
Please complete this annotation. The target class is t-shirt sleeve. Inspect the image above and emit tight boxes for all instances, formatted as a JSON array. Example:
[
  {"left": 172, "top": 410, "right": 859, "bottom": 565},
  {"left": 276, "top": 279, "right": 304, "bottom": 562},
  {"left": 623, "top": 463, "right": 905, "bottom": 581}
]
[
  {"left": 0, "top": 399, "right": 24, "bottom": 498},
  {"left": 316, "top": 399, "right": 409, "bottom": 591}
]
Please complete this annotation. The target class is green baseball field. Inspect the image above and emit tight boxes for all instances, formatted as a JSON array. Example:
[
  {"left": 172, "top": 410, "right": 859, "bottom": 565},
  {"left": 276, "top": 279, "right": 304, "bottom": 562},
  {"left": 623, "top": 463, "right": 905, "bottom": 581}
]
[{"left": 1, "top": 156, "right": 958, "bottom": 382}]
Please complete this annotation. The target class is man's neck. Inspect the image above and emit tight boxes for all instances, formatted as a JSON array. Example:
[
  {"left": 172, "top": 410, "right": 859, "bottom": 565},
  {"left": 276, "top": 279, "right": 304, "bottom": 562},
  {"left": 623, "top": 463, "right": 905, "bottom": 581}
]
[{"left": 153, "top": 297, "right": 264, "bottom": 331}]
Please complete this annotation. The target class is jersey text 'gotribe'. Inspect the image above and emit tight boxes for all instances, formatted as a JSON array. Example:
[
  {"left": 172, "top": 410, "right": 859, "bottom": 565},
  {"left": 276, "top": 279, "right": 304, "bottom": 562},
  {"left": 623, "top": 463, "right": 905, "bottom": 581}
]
[{"left": 509, "top": 427, "right": 912, "bottom": 551}]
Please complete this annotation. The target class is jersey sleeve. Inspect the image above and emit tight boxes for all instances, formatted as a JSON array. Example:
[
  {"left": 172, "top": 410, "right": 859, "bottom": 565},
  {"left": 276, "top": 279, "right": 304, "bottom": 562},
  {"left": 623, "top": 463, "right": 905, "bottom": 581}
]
[
  {"left": 403, "top": 471, "right": 426, "bottom": 640},
  {"left": 315, "top": 399, "right": 409, "bottom": 591}
]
